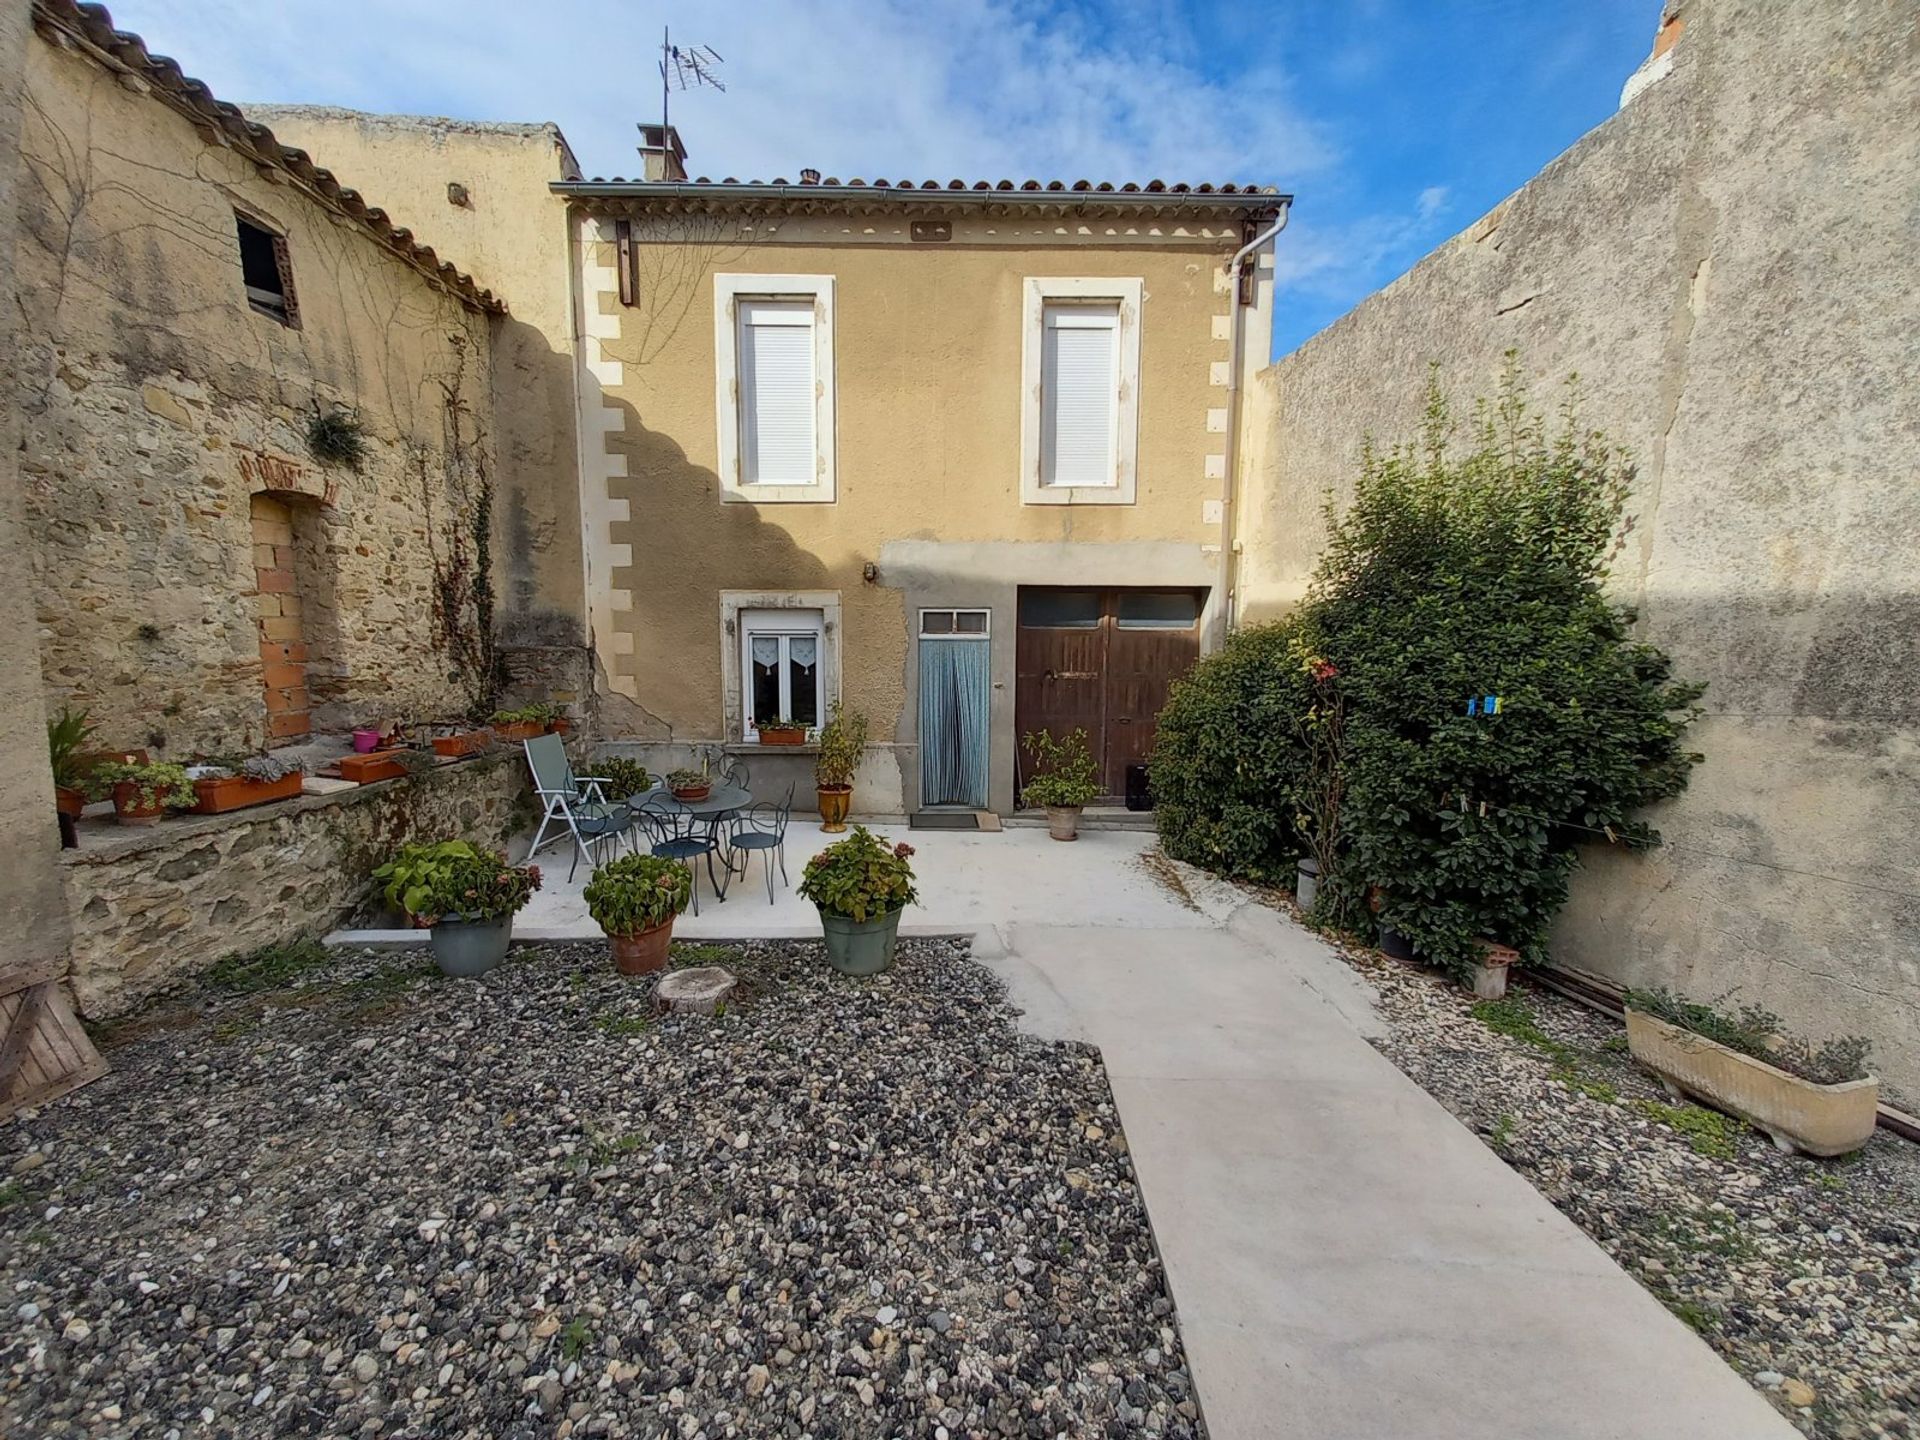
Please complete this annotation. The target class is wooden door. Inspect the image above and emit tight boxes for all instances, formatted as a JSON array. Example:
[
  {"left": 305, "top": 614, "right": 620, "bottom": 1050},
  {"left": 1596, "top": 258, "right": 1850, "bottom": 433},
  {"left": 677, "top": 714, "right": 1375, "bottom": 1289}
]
[{"left": 1015, "top": 588, "right": 1204, "bottom": 801}]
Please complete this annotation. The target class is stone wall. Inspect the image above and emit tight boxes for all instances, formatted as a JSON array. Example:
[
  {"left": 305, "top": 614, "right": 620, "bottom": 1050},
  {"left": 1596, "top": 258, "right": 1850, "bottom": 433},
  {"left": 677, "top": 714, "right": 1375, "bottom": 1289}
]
[
  {"left": 0, "top": 0, "right": 74, "bottom": 982},
  {"left": 15, "top": 33, "right": 503, "bottom": 757},
  {"left": 61, "top": 753, "right": 533, "bottom": 1019},
  {"left": 1238, "top": 1, "right": 1920, "bottom": 1095}
]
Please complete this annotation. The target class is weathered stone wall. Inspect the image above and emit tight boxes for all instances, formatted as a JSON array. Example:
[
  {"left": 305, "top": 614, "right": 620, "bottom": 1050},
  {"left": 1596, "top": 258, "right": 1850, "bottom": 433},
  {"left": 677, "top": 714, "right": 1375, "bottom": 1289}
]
[
  {"left": 61, "top": 754, "right": 533, "bottom": 1018},
  {"left": 0, "top": 0, "right": 74, "bottom": 982},
  {"left": 1239, "top": 1, "right": 1920, "bottom": 1095},
  {"left": 15, "top": 36, "right": 502, "bottom": 757}
]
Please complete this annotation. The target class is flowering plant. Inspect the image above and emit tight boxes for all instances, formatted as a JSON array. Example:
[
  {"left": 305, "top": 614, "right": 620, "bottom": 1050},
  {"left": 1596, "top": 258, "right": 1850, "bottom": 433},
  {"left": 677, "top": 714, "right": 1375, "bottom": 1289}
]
[
  {"left": 375, "top": 840, "right": 540, "bottom": 924},
  {"left": 798, "top": 827, "right": 917, "bottom": 922}
]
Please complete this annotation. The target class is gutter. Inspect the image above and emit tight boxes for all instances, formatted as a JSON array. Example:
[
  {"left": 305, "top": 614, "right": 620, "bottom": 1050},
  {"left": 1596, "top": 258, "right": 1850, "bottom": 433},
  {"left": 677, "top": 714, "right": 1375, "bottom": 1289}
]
[
  {"left": 1217, "top": 200, "right": 1292, "bottom": 638},
  {"left": 551, "top": 179, "right": 1290, "bottom": 215}
]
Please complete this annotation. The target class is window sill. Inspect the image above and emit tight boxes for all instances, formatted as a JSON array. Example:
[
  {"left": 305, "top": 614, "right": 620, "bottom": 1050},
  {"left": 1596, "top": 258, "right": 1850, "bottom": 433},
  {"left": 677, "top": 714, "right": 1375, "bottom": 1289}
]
[
  {"left": 1021, "top": 486, "right": 1135, "bottom": 506},
  {"left": 720, "top": 487, "right": 835, "bottom": 505},
  {"left": 725, "top": 741, "right": 820, "bottom": 755}
]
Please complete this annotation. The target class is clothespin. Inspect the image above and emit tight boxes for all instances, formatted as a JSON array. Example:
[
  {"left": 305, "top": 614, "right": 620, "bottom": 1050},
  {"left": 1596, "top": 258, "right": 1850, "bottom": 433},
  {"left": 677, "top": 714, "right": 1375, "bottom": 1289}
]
[
  {"left": 1484, "top": 695, "right": 1501, "bottom": 715},
  {"left": 1479, "top": 800, "right": 1487, "bottom": 817},
  {"left": 1465, "top": 696, "right": 1479, "bottom": 716},
  {"left": 1603, "top": 824, "right": 1618, "bottom": 844}
]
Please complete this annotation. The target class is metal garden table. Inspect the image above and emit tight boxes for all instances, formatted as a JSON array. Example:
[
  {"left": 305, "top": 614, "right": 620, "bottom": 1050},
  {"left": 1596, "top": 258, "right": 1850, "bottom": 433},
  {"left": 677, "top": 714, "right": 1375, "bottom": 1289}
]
[{"left": 628, "top": 783, "right": 755, "bottom": 899}]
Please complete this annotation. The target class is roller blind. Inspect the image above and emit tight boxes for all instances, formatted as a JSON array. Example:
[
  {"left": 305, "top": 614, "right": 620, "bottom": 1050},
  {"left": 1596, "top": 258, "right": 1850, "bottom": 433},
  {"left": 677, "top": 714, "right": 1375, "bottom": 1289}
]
[
  {"left": 1040, "top": 301, "right": 1119, "bottom": 487},
  {"left": 739, "top": 299, "right": 816, "bottom": 485}
]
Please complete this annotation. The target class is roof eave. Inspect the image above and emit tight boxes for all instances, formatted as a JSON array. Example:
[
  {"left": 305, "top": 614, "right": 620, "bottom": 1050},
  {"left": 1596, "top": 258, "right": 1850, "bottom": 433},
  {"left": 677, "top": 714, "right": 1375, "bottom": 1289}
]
[{"left": 552, "top": 180, "right": 1290, "bottom": 219}]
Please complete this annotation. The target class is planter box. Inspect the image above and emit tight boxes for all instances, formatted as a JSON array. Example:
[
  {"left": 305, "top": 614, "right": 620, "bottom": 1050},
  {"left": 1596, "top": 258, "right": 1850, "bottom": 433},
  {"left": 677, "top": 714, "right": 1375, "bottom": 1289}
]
[
  {"left": 492, "top": 720, "right": 543, "bottom": 744},
  {"left": 1625, "top": 1009, "right": 1879, "bottom": 1157},
  {"left": 757, "top": 726, "right": 807, "bottom": 746},
  {"left": 547, "top": 718, "right": 571, "bottom": 736},
  {"left": 431, "top": 730, "right": 492, "bottom": 759},
  {"left": 340, "top": 750, "right": 408, "bottom": 784},
  {"left": 191, "top": 771, "right": 303, "bottom": 814}
]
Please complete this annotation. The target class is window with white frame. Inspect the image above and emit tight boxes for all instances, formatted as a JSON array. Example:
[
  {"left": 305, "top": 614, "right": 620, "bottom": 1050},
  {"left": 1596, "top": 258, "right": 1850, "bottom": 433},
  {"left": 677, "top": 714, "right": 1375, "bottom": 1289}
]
[
  {"left": 1021, "top": 277, "right": 1141, "bottom": 505},
  {"left": 741, "top": 608, "right": 824, "bottom": 739},
  {"left": 715, "top": 275, "right": 836, "bottom": 504}
]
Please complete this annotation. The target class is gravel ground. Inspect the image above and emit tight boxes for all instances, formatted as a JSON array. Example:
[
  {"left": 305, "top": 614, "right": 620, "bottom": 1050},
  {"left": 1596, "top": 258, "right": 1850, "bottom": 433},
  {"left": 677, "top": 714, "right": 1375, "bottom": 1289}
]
[
  {"left": 0, "top": 939, "right": 1203, "bottom": 1440},
  {"left": 1319, "top": 928, "right": 1920, "bottom": 1440}
]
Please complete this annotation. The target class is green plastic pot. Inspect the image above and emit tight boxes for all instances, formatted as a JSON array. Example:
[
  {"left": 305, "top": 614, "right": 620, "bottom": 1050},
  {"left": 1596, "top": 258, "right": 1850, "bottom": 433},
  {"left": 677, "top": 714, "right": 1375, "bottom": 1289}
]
[
  {"left": 818, "top": 906, "right": 904, "bottom": 976},
  {"left": 429, "top": 915, "right": 513, "bottom": 978}
]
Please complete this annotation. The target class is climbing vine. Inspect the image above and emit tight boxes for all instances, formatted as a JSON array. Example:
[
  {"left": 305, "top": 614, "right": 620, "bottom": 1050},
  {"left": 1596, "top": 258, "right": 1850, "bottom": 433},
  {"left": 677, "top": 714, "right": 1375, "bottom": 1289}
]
[{"left": 421, "top": 332, "right": 502, "bottom": 720}]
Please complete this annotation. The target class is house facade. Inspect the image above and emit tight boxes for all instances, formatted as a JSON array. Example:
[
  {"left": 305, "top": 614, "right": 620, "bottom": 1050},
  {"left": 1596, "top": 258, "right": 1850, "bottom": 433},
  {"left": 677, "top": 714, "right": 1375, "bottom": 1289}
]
[{"left": 560, "top": 151, "right": 1285, "bottom": 815}]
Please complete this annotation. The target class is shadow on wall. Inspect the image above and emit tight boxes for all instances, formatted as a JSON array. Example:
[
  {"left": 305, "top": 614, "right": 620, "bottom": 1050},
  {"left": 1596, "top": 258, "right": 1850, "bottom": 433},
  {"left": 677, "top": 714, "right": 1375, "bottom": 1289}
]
[{"left": 593, "top": 394, "right": 842, "bottom": 743}]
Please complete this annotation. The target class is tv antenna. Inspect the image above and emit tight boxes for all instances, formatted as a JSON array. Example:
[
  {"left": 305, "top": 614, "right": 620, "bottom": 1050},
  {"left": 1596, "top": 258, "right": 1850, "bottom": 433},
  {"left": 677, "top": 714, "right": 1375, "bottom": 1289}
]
[{"left": 661, "top": 27, "right": 725, "bottom": 135}]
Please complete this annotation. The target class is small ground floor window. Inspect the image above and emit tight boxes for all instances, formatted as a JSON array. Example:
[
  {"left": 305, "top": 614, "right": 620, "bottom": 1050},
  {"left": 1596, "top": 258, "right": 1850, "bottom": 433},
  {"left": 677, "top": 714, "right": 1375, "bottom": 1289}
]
[{"left": 741, "top": 607, "right": 823, "bottom": 740}]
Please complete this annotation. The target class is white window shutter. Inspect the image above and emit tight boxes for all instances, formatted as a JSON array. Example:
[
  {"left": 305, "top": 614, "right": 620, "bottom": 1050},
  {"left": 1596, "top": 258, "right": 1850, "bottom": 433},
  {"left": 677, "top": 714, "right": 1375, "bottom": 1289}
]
[
  {"left": 739, "top": 300, "right": 816, "bottom": 485},
  {"left": 1040, "top": 302, "right": 1119, "bottom": 487}
]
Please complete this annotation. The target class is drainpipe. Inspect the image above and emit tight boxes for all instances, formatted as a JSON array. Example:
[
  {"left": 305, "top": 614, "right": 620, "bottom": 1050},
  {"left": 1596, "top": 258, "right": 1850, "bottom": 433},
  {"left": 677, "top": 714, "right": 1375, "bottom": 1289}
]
[{"left": 1216, "top": 200, "right": 1291, "bottom": 640}]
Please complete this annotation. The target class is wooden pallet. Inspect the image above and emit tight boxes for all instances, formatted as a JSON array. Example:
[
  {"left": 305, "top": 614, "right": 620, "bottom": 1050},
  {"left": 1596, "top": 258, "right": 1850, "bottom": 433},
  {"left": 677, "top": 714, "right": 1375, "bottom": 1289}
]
[{"left": 1, "top": 958, "right": 106, "bottom": 1121}]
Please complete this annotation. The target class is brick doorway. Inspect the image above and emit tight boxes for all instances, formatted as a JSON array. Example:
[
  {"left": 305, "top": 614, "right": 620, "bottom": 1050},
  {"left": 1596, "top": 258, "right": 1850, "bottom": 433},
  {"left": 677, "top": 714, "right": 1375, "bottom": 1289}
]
[{"left": 251, "top": 493, "right": 310, "bottom": 743}]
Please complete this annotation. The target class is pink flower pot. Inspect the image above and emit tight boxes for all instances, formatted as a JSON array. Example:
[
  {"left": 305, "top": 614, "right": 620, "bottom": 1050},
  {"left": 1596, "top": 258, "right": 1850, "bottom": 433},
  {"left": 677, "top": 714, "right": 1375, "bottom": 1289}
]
[{"left": 352, "top": 729, "right": 382, "bottom": 754}]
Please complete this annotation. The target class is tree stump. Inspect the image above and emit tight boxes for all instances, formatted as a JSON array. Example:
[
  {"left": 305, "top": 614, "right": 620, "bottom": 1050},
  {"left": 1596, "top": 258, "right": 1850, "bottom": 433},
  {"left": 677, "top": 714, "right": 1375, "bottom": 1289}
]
[{"left": 656, "top": 967, "right": 737, "bottom": 1015}]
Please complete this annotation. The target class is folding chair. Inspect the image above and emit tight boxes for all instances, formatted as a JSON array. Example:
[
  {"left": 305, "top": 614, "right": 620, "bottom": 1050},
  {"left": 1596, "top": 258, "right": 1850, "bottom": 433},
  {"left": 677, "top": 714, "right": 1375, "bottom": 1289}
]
[{"left": 523, "top": 734, "right": 632, "bottom": 881}]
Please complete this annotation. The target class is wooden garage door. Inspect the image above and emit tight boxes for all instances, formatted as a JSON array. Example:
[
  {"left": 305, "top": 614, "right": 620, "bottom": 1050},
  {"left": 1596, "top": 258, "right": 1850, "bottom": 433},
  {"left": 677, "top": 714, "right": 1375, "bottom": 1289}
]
[{"left": 1014, "top": 588, "right": 1204, "bottom": 801}]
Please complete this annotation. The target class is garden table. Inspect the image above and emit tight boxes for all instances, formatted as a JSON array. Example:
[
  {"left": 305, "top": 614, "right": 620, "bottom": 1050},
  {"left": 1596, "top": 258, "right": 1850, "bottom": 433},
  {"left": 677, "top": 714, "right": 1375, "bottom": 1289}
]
[{"left": 627, "top": 784, "right": 756, "bottom": 895}]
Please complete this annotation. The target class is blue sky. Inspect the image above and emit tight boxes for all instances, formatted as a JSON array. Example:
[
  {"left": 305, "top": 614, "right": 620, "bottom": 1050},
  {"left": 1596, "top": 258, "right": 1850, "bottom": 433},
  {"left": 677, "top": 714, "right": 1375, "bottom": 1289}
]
[{"left": 109, "top": 0, "right": 1656, "bottom": 357}]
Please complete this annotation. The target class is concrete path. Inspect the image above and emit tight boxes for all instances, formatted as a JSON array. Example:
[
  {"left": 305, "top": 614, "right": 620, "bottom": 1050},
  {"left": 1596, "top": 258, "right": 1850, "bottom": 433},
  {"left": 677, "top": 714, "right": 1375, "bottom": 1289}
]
[
  {"left": 986, "top": 908, "right": 1797, "bottom": 1440},
  {"left": 330, "top": 826, "right": 1794, "bottom": 1437}
]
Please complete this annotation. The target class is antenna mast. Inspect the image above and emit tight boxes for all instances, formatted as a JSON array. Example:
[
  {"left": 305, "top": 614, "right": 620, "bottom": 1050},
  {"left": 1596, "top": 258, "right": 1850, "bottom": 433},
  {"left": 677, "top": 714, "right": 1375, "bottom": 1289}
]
[{"left": 660, "top": 25, "right": 726, "bottom": 135}]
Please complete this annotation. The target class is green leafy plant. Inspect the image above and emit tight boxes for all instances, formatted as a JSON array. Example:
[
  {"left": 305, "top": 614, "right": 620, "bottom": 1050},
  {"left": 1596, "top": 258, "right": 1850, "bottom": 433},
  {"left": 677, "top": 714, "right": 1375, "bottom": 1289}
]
[
  {"left": 666, "top": 767, "right": 708, "bottom": 790},
  {"left": 306, "top": 405, "right": 366, "bottom": 470},
  {"left": 582, "top": 853, "right": 691, "bottom": 937},
  {"left": 1021, "top": 728, "right": 1100, "bottom": 809},
  {"left": 799, "top": 826, "right": 917, "bottom": 921},
  {"left": 593, "top": 758, "right": 652, "bottom": 801},
  {"left": 1153, "top": 360, "right": 1705, "bottom": 978},
  {"left": 97, "top": 760, "right": 196, "bottom": 812},
  {"left": 194, "top": 752, "right": 305, "bottom": 783},
  {"left": 371, "top": 839, "right": 485, "bottom": 922},
  {"left": 47, "top": 706, "right": 99, "bottom": 794},
  {"left": 814, "top": 702, "right": 869, "bottom": 790},
  {"left": 404, "top": 850, "right": 541, "bottom": 925},
  {"left": 492, "top": 702, "right": 564, "bottom": 727},
  {"left": 1625, "top": 987, "right": 1871, "bottom": 1085}
]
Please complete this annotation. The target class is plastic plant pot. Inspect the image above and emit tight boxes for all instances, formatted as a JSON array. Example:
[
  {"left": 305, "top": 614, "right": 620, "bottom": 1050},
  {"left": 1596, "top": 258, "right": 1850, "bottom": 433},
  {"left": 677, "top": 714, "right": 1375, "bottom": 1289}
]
[
  {"left": 819, "top": 906, "right": 904, "bottom": 976},
  {"left": 429, "top": 915, "right": 513, "bottom": 978}
]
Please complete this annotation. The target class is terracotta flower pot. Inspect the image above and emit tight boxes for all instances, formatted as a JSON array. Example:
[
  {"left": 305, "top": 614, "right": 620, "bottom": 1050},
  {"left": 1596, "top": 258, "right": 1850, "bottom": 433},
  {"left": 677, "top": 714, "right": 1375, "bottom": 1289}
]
[
  {"left": 431, "top": 730, "right": 490, "bottom": 758},
  {"left": 492, "top": 720, "right": 542, "bottom": 744},
  {"left": 111, "top": 782, "right": 166, "bottom": 826},
  {"left": 670, "top": 782, "right": 711, "bottom": 803},
  {"left": 340, "top": 750, "right": 408, "bottom": 783},
  {"left": 55, "top": 785, "right": 86, "bottom": 819},
  {"left": 546, "top": 718, "right": 571, "bottom": 736},
  {"left": 817, "top": 784, "right": 852, "bottom": 833},
  {"left": 610, "top": 917, "right": 674, "bottom": 975},
  {"left": 758, "top": 726, "right": 806, "bottom": 746},
  {"left": 1045, "top": 805, "right": 1082, "bottom": 842},
  {"left": 191, "top": 772, "right": 303, "bottom": 814}
]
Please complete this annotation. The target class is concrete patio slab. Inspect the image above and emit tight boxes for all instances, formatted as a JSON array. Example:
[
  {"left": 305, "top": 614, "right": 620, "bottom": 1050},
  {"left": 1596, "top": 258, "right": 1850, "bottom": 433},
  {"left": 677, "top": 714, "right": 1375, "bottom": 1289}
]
[{"left": 988, "top": 920, "right": 1798, "bottom": 1440}]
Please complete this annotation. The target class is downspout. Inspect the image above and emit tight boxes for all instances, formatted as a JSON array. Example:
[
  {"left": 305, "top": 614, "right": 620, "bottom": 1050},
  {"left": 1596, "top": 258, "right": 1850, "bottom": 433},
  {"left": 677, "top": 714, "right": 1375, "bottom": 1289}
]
[{"left": 1217, "top": 200, "right": 1291, "bottom": 639}]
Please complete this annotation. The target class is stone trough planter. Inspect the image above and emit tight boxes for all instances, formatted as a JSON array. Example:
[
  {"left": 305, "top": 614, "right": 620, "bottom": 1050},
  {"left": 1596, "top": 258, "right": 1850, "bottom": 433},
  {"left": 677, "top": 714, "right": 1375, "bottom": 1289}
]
[{"left": 1624, "top": 1009, "right": 1879, "bottom": 1157}]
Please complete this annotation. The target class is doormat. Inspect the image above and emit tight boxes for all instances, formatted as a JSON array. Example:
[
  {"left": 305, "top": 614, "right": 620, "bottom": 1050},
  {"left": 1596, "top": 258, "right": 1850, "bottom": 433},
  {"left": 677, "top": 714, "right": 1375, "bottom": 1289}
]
[{"left": 909, "top": 811, "right": 980, "bottom": 831}]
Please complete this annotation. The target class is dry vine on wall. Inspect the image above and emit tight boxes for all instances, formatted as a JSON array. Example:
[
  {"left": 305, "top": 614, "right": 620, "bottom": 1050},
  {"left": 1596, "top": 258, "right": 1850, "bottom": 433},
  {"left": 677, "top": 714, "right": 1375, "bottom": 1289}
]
[{"left": 421, "top": 332, "right": 502, "bottom": 720}]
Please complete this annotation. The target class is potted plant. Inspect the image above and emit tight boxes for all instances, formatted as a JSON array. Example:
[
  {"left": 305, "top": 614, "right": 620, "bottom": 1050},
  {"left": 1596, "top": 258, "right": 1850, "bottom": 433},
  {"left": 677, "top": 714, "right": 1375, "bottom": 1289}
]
[
  {"left": 430, "top": 723, "right": 496, "bottom": 759},
  {"left": 667, "top": 767, "right": 711, "bottom": 803},
  {"left": 1021, "top": 727, "right": 1099, "bottom": 841},
  {"left": 1623, "top": 989, "right": 1878, "bottom": 1157},
  {"left": 756, "top": 710, "right": 808, "bottom": 746},
  {"left": 375, "top": 842, "right": 541, "bottom": 977},
  {"left": 492, "top": 702, "right": 570, "bottom": 741},
  {"left": 814, "top": 702, "right": 868, "bottom": 833},
  {"left": 595, "top": 757, "right": 653, "bottom": 801},
  {"left": 798, "top": 826, "right": 917, "bottom": 976},
  {"left": 340, "top": 745, "right": 436, "bottom": 784},
  {"left": 582, "top": 853, "right": 693, "bottom": 975},
  {"left": 188, "top": 752, "right": 305, "bottom": 813},
  {"left": 47, "top": 706, "right": 100, "bottom": 819},
  {"left": 98, "top": 759, "right": 196, "bottom": 826},
  {"left": 371, "top": 839, "right": 486, "bottom": 927}
]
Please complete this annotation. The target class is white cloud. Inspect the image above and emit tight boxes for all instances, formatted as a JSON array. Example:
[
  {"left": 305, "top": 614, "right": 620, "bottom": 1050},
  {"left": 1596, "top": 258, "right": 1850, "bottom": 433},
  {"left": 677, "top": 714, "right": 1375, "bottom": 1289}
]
[
  {"left": 105, "top": 0, "right": 1336, "bottom": 187},
  {"left": 1416, "top": 184, "right": 1449, "bottom": 221}
]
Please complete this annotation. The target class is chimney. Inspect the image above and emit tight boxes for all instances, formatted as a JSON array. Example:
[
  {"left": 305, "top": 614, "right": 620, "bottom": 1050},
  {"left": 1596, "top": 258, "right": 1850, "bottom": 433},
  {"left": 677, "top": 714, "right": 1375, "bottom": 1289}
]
[
  {"left": 636, "top": 122, "right": 689, "bottom": 182},
  {"left": 1619, "top": 3, "right": 1684, "bottom": 108},
  {"left": 799, "top": 168, "right": 821, "bottom": 185}
]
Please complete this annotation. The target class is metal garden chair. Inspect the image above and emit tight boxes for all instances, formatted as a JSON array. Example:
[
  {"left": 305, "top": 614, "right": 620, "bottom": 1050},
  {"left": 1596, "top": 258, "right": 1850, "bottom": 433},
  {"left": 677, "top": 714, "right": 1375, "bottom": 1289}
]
[
  {"left": 523, "top": 734, "right": 632, "bottom": 881},
  {"left": 726, "top": 783, "right": 795, "bottom": 904},
  {"left": 634, "top": 792, "right": 728, "bottom": 914}
]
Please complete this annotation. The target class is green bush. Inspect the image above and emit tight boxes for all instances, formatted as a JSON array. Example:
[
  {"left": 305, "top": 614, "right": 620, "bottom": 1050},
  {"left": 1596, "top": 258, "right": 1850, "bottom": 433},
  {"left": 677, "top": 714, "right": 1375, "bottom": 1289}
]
[
  {"left": 594, "top": 758, "right": 653, "bottom": 801},
  {"left": 582, "top": 853, "right": 690, "bottom": 936},
  {"left": 1153, "top": 361, "right": 1704, "bottom": 975},
  {"left": 1150, "top": 619, "right": 1315, "bottom": 881}
]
